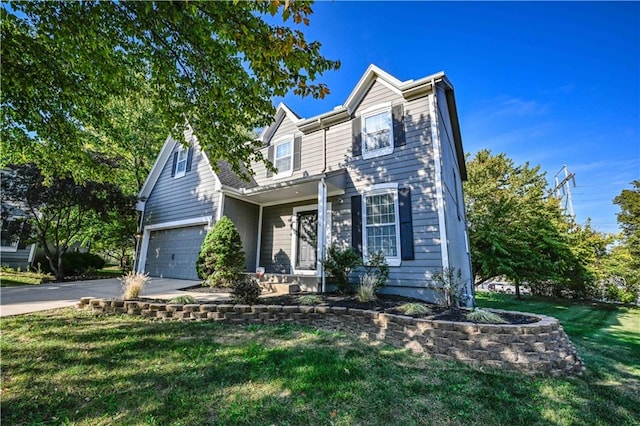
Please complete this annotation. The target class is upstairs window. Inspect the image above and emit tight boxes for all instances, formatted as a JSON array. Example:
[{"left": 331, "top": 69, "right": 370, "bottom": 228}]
[
  {"left": 274, "top": 139, "right": 293, "bottom": 178},
  {"left": 362, "top": 108, "right": 393, "bottom": 159},
  {"left": 174, "top": 146, "right": 188, "bottom": 178}
]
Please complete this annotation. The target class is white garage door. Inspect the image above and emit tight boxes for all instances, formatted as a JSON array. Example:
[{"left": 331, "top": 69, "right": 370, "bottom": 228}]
[{"left": 145, "top": 225, "right": 207, "bottom": 280}]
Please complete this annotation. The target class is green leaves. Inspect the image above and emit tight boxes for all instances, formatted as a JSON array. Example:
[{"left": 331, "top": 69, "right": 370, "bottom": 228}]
[{"left": 2, "top": 1, "right": 339, "bottom": 183}]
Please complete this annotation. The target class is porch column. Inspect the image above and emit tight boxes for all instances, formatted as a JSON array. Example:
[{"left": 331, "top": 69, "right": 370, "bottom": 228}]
[{"left": 317, "top": 178, "right": 327, "bottom": 292}]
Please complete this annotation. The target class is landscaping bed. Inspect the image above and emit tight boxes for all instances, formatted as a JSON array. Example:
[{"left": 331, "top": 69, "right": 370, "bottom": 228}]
[{"left": 182, "top": 285, "right": 538, "bottom": 325}]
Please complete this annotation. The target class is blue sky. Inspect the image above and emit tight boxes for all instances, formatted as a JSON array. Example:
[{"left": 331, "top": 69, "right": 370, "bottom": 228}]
[{"left": 277, "top": 1, "right": 639, "bottom": 234}]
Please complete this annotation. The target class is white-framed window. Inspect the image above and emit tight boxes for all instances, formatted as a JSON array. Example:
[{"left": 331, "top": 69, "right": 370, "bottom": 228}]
[
  {"left": 273, "top": 138, "right": 293, "bottom": 179},
  {"left": 362, "top": 183, "right": 401, "bottom": 266},
  {"left": 362, "top": 105, "right": 393, "bottom": 159},
  {"left": 174, "top": 146, "right": 188, "bottom": 179}
]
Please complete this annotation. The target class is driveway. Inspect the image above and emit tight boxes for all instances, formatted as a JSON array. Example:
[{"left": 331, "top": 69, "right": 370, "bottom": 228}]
[{"left": 0, "top": 277, "right": 230, "bottom": 317}]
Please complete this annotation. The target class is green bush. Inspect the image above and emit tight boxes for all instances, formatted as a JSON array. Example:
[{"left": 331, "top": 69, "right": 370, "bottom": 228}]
[
  {"left": 364, "top": 250, "right": 389, "bottom": 289},
  {"left": 196, "top": 216, "right": 245, "bottom": 287},
  {"left": 324, "top": 244, "right": 361, "bottom": 294},
  {"left": 465, "top": 309, "right": 507, "bottom": 324},
  {"left": 298, "top": 294, "right": 323, "bottom": 305},
  {"left": 35, "top": 252, "right": 105, "bottom": 276},
  {"left": 398, "top": 303, "right": 430, "bottom": 316},
  {"left": 231, "top": 277, "right": 261, "bottom": 305},
  {"left": 168, "top": 295, "right": 197, "bottom": 304}
]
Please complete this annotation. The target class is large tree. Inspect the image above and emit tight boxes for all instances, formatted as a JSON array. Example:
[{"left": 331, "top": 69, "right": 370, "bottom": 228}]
[
  {"left": 613, "top": 180, "right": 640, "bottom": 268},
  {"left": 464, "top": 150, "right": 572, "bottom": 298},
  {"left": 1, "top": 164, "right": 135, "bottom": 280},
  {"left": 1, "top": 1, "right": 339, "bottom": 182}
]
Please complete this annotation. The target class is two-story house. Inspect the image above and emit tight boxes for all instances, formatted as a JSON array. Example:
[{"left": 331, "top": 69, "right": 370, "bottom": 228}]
[{"left": 134, "top": 65, "right": 473, "bottom": 304}]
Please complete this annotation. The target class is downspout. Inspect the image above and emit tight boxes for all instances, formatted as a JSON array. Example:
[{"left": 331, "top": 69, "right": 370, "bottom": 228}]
[
  {"left": 133, "top": 199, "right": 146, "bottom": 273},
  {"left": 320, "top": 120, "right": 328, "bottom": 292},
  {"left": 429, "top": 80, "right": 450, "bottom": 272}
]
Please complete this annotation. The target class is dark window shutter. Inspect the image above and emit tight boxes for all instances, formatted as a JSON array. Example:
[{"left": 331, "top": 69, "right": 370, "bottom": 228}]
[
  {"left": 352, "top": 116, "right": 362, "bottom": 157},
  {"left": 393, "top": 104, "right": 406, "bottom": 148},
  {"left": 185, "top": 147, "right": 193, "bottom": 172},
  {"left": 398, "top": 187, "right": 414, "bottom": 260},
  {"left": 266, "top": 145, "right": 274, "bottom": 178},
  {"left": 351, "top": 195, "right": 363, "bottom": 257},
  {"left": 170, "top": 152, "right": 178, "bottom": 177},
  {"left": 293, "top": 135, "right": 302, "bottom": 171},
  {"left": 17, "top": 222, "right": 31, "bottom": 250}
]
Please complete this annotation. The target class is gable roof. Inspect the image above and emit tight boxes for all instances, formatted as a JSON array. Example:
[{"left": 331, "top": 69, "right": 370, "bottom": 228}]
[{"left": 259, "top": 102, "right": 302, "bottom": 144}]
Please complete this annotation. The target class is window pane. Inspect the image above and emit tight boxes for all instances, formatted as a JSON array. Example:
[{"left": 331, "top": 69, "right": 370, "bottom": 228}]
[
  {"left": 364, "top": 191, "right": 398, "bottom": 257},
  {"left": 276, "top": 142, "right": 292, "bottom": 158},
  {"left": 275, "top": 157, "right": 291, "bottom": 172},
  {"left": 364, "top": 111, "right": 391, "bottom": 152},
  {"left": 365, "top": 194, "right": 395, "bottom": 225}
]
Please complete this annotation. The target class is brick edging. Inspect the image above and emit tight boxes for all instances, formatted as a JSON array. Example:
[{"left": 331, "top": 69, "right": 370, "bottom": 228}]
[{"left": 77, "top": 297, "right": 584, "bottom": 376}]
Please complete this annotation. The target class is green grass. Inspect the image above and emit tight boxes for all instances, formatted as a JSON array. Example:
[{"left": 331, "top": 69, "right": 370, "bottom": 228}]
[
  {"left": 1, "top": 295, "right": 638, "bottom": 425},
  {"left": 0, "top": 270, "right": 54, "bottom": 287}
]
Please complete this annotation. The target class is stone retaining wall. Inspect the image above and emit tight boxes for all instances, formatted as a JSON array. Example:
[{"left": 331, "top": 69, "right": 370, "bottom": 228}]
[{"left": 77, "top": 298, "right": 584, "bottom": 376}]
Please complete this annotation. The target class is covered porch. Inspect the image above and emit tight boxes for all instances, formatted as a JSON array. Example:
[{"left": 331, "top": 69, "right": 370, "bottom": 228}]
[{"left": 221, "top": 170, "right": 347, "bottom": 293}]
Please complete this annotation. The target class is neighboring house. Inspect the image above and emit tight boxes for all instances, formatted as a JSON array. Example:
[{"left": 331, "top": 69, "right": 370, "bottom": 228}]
[
  {"left": 1, "top": 170, "right": 36, "bottom": 270},
  {"left": 135, "top": 65, "right": 473, "bottom": 304}
]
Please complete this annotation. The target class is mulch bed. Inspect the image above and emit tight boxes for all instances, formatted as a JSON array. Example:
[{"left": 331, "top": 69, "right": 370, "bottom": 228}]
[{"left": 181, "top": 285, "right": 538, "bottom": 325}]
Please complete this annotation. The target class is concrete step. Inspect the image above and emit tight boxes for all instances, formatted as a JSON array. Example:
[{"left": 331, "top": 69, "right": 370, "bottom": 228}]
[{"left": 261, "top": 283, "right": 301, "bottom": 294}]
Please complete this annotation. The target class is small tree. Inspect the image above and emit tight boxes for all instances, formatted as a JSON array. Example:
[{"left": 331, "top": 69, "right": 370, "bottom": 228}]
[
  {"left": 324, "top": 244, "right": 362, "bottom": 294},
  {"left": 363, "top": 250, "right": 389, "bottom": 289},
  {"left": 432, "top": 267, "right": 466, "bottom": 308},
  {"left": 196, "top": 216, "right": 244, "bottom": 287}
]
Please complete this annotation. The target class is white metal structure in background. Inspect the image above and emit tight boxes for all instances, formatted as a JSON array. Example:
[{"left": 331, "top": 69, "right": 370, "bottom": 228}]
[{"left": 553, "top": 165, "right": 576, "bottom": 219}]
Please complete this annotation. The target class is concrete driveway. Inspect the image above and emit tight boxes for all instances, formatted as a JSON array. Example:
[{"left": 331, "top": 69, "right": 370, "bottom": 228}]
[{"left": 0, "top": 277, "right": 230, "bottom": 317}]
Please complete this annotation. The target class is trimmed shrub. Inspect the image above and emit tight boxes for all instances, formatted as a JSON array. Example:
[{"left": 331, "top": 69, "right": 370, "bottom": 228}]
[
  {"left": 196, "top": 216, "right": 245, "bottom": 287},
  {"left": 231, "top": 277, "right": 261, "bottom": 305}
]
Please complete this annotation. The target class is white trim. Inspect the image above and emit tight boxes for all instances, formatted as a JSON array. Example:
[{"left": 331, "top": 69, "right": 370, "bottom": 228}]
[
  {"left": 360, "top": 104, "right": 394, "bottom": 160},
  {"left": 217, "top": 192, "right": 225, "bottom": 221},
  {"left": 361, "top": 184, "right": 401, "bottom": 267},
  {"left": 173, "top": 145, "right": 188, "bottom": 179},
  {"left": 138, "top": 135, "right": 175, "bottom": 200},
  {"left": 345, "top": 64, "right": 404, "bottom": 115},
  {"left": 136, "top": 216, "right": 213, "bottom": 274},
  {"left": 0, "top": 245, "right": 18, "bottom": 253},
  {"left": 28, "top": 243, "right": 36, "bottom": 263},
  {"left": 272, "top": 135, "right": 294, "bottom": 180},
  {"left": 255, "top": 205, "right": 264, "bottom": 271},
  {"left": 259, "top": 189, "right": 344, "bottom": 208},
  {"left": 290, "top": 203, "right": 332, "bottom": 275},
  {"left": 259, "top": 103, "right": 302, "bottom": 143},
  {"left": 428, "top": 91, "right": 450, "bottom": 270}
]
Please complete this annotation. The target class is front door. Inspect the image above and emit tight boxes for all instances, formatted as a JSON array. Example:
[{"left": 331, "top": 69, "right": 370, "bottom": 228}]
[{"left": 296, "top": 210, "right": 317, "bottom": 270}]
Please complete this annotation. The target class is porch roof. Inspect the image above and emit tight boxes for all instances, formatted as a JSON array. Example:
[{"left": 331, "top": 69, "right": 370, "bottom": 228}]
[{"left": 221, "top": 170, "right": 346, "bottom": 205}]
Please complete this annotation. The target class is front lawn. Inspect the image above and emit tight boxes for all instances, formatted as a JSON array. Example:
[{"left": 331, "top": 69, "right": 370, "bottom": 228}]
[{"left": 1, "top": 296, "right": 638, "bottom": 425}]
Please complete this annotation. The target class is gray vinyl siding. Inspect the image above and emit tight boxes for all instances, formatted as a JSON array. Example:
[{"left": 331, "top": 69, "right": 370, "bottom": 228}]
[
  {"left": 143, "top": 141, "right": 219, "bottom": 226},
  {"left": 1, "top": 246, "right": 33, "bottom": 270},
  {"left": 436, "top": 86, "right": 473, "bottom": 297},
  {"left": 353, "top": 79, "right": 404, "bottom": 115},
  {"left": 253, "top": 80, "right": 447, "bottom": 292},
  {"left": 341, "top": 87, "right": 443, "bottom": 290},
  {"left": 222, "top": 195, "right": 260, "bottom": 272}
]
